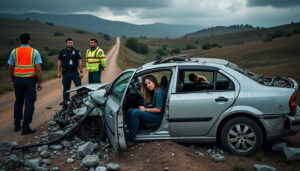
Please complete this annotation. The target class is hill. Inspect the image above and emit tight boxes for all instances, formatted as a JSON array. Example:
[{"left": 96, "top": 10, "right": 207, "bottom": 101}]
[
  {"left": 185, "top": 24, "right": 259, "bottom": 37},
  {"left": 0, "top": 13, "right": 201, "bottom": 38},
  {"left": 118, "top": 22, "right": 300, "bottom": 106}
]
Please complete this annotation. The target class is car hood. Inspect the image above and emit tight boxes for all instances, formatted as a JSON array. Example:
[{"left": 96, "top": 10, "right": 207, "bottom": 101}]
[{"left": 67, "top": 83, "right": 109, "bottom": 93}]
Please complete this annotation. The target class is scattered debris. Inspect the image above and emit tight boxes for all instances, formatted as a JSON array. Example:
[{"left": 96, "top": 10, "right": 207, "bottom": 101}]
[
  {"left": 253, "top": 164, "right": 276, "bottom": 171},
  {"left": 283, "top": 147, "right": 300, "bottom": 160}
]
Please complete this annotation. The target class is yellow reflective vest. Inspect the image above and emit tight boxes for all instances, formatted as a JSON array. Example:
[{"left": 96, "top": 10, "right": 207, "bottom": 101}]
[{"left": 86, "top": 47, "right": 106, "bottom": 72}]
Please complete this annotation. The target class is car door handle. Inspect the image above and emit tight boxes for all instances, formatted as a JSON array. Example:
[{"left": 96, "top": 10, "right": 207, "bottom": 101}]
[{"left": 215, "top": 97, "right": 228, "bottom": 102}]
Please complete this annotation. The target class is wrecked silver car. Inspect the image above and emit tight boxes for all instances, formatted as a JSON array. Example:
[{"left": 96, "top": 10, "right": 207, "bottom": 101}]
[{"left": 55, "top": 56, "right": 300, "bottom": 156}]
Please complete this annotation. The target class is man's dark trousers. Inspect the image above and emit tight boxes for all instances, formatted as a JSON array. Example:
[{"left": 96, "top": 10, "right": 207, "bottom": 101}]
[
  {"left": 62, "top": 71, "right": 81, "bottom": 101},
  {"left": 14, "top": 77, "right": 37, "bottom": 129}
]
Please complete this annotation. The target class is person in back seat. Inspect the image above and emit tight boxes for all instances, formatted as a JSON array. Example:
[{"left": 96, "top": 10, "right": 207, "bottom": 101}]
[
  {"left": 188, "top": 72, "right": 208, "bottom": 84},
  {"left": 126, "top": 75, "right": 165, "bottom": 147}
]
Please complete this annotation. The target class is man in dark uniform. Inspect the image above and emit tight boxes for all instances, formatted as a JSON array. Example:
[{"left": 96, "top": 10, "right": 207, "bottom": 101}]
[{"left": 57, "top": 38, "right": 83, "bottom": 105}]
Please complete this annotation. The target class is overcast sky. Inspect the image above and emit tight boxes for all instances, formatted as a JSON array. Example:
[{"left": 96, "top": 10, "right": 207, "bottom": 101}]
[{"left": 1, "top": 0, "right": 300, "bottom": 27}]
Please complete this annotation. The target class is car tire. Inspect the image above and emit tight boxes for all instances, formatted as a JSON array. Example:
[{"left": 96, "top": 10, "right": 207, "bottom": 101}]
[
  {"left": 77, "top": 116, "right": 106, "bottom": 141},
  {"left": 221, "top": 117, "right": 263, "bottom": 156}
]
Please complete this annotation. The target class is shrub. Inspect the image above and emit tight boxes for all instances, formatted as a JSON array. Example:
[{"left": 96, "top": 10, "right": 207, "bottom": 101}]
[
  {"left": 125, "top": 38, "right": 148, "bottom": 54},
  {"left": 139, "top": 43, "right": 148, "bottom": 54},
  {"left": 40, "top": 52, "right": 54, "bottom": 70},
  {"left": 103, "top": 34, "right": 111, "bottom": 40},
  {"left": 54, "top": 31, "right": 64, "bottom": 36},
  {"left": 0, "top": 50, "right": 10, "bottom": 66},
  {"left": 202, "top": 42, "right": 211, "bottom": 50},
  {"left": 48, "top": 48, "right": 59, "bottom": 56},
  {"left": 171, "top": 48, "right": 181, "bottom": 54},
  {"left": 75, "top": 30, "right": 86, "bottom": 34},
  {"left": 46, "top": 22, "right": 53, "bottom": 26},
  {"left": 186, "top": 44, "right": 196, "bottom": 50}
]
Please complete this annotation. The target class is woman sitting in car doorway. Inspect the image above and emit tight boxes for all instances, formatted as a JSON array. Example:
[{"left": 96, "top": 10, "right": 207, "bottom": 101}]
[
  {"left": 188, "top": 72, "right": 208, "bottom": 84},
  {"left": 126, "top": 75, "right": 166, "bottom": 147}
]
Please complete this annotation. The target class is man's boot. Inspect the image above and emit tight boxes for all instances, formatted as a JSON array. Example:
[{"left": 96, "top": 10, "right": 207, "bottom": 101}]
[{"left": 22, "top": 125, "right": 36, "bottom": 135}]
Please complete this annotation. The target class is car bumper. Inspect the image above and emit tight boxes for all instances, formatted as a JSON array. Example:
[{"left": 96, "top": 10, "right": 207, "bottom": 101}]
[{"left": 259, "top": 106, "right": 300, "bottom": 140}]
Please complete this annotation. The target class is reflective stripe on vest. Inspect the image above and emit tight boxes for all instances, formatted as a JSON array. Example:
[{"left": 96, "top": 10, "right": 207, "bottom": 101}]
[
  {"left": 13, "top": 47, "right": 36, "bottom": 77},
  {"left": 86, "top": 47, "right": 101, "bottom": 72}
]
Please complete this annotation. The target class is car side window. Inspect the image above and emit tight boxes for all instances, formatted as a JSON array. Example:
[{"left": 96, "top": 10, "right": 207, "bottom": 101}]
[
  {"left": 216, "top": 72, "right": 235, "bottom": 91},
  {"left": 110, "top": 71, "right": 134, "bottom": 104},
  {"left": 177, "top": 70, "right": 214, "bottom": 92}
]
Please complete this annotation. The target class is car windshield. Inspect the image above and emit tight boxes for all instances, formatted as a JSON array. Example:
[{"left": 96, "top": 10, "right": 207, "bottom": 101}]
[
  {"left": 226, "top": 62, "right": 262, "bottom": 81},
  {"left": 111, "top": 71, "right": 134, "bottom": 104}
]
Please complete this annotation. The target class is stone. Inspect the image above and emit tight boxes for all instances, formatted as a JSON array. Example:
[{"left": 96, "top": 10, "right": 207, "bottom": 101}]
[
  {"left": 48, "top": 121, "right": 56, "bottom": 126},
  {"left": 96, "top": 166, "right": 107, "bottom": 171},
  {"left": 89, "top": 168, "right": 95, "bottom": 171},
  {"left": 24, "top": 167, "right": 33, "bottom": 171},
  {"left": 103, "top": 154, "right": 110, "bottom": 162},
  {"left": 34, "top": 166, "right": 48, "bottom": 171},
  {"left": 78, "top": 142, "right": 96, "bottom": 157},
  {"left": 283, "top": 147, "right": 300, "bottom": 160},
  {"left": 11, "top": 141, "right": 19, "bottom": 148},
  {"left": 67, "top": 158, "right": 75, "bottom": 163},
  {"left": 0, "top": 142, "right": 10, "bottom": 148},
  {"left": 164, "top": 167, "right": 169, "bottom": 171},
  {"left": 50, "top": 145, "right": 63, "bottom": 150},
  {"left": 4, "top": 154, "right": 21, "bottom": 169},
  {"left": 52, "top": 167, "right": 59, "bottom": 171},
  {"left": 37, "top": 145, "right": 49, "bottom": 152},
  {"left": 211, "top": 153, "right": 225, "bottom": 162},
  {"left": 253, "top": 164, "right": 276, "bottom": 171},
  {"left": 40, "top": 150, "right": 50, "bottom": 158},
  {"left": 42, "top": 159, "right": 52, "bottom": 165},
  {"left": 25, "top": 158, "right": 42, "bottom": 168},
  {"left": 24, "top": 155, "right": 31, "bottom": 160},
  {"left": 106, "top": 163, "right": 120, "bottom": 170},
  {"left": 61, "top": 140, "right": 72, "bottom": 148},
  {"left": 40, "top": 134, "right": 49, "bottom": 142},
  {"left": 74, "top": 136, "right": 82, "bottom": 143},
  {"left": 82, "top": 155, "right": 100, "bottom": 167},
  {"left": 195, "top": 151, "right": 205, "bottom": 157},
  {"left": 48, "top": 132, "right": 63, "bottom": 141},
  {"left": 272, "top": 142, "right": 287, "bottom": 151}
]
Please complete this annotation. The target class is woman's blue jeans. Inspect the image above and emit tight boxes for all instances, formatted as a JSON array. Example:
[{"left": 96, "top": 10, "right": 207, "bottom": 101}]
[{"left": 126, "top": 108, "right": 161, "bottom": 142}]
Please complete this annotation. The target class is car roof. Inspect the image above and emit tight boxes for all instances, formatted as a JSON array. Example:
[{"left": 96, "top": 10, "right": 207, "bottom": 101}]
[{"left": 138, "top": 55, "right": 230, "bottom": 71}]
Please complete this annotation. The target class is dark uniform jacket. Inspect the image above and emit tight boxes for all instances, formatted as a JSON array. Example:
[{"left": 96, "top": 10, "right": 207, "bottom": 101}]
[{"left": 58, "top": 47, "right": 82, "bottom": 71}]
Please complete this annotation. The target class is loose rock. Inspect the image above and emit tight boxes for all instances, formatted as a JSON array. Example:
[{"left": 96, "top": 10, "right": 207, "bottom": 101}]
[
  {"left": 4, "top": 154, "right": 21, "bottom": 170},
  {"left": 283, "top": 147, "right": 300, "bottom": 160},
  {"left": 211, "top": 153, "right": 225, "bottom": 162},
  {"left": 82, "top": 155, "right": 100, "bottom": 167},
  {"left": 50, "top": 145, "right": 63, "bottom": 150},
  {"left": 78, "top": 141, "right": 96, "bottom": 157},
  {"left": 272, "top": 142, "right": 287, "bottom": 151},
  {"left": 39, "top": 150, "right": 50, "bottom": 158},
  {"left": 67, "top": 158, "right": 75, "bottom": 163},
  {"left": 96, "top": 166, "right": 107, "bottom": 171},
  {"left": 253, "top": 164, "right": 276, "bottom": 171},
  {"left": 106, "top": 163, "right": 120, "bottom": 170}
]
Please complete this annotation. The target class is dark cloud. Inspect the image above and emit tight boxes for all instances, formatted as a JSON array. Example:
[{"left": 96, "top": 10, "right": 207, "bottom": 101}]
[
  {"left": 247, "top": 0, "right": 300, "bottom": 8},
  {"left": 0, "top": 0, "right": 169, "bottom": 13}
]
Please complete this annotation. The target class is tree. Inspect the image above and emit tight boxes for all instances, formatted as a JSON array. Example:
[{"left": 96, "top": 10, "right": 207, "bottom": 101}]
[{"left": 103, "top": 34, "right": 111, "bottom": 40}]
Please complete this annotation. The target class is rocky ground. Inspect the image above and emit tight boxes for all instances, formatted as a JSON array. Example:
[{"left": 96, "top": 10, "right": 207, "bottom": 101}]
[{"left": 1, "top": 117, "right": 300, "bottom": 171}]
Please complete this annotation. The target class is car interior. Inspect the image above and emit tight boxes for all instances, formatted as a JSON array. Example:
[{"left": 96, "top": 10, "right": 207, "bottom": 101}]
[{"left": 123, "top": 70, "right": 171, "bottom": 132}]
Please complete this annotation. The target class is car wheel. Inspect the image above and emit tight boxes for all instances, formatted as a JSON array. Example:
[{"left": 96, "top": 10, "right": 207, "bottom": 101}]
[
  {"left": 77, "top": 116, "right": 106, "bottom": 141},
  {"left": 221, "top": 117, "right": 263, "bottom": 156}
]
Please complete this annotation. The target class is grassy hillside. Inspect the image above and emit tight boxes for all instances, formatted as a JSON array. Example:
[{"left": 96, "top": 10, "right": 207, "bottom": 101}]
[
  {"left": 0, "top": 18, "right": 114, "bottom": 94},
  {"left": 119, "top": 23, "right": 300, "bottom": 104}
]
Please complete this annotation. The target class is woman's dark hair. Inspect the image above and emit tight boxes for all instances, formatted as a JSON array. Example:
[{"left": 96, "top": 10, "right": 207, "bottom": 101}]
[
  {"left": 141, "top": 75, "right": 161, "bottom": 103},
  {"left": 20, "top": 33, "right": 31, "bottom": 44}
]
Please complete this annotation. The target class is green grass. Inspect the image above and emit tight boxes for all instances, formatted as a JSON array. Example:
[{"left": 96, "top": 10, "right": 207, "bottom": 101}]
[{"left": 232, "top": 161, "right": 254, "bottom": 171}]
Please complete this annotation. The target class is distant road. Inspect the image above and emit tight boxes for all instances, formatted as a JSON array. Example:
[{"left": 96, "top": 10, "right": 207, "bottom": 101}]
[{"left": 0, "top": 37, "right": 121, "bottom": 142}]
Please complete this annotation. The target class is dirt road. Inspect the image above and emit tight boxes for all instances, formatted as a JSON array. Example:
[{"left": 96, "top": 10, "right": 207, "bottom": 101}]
[{"left": 0, "top": 37, "right": 122, "bottom": 143}]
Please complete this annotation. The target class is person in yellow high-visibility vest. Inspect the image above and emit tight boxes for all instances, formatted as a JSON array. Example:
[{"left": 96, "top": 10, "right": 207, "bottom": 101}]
[{"left": 86, "top": 39, "right": 106, "bottom": 83}]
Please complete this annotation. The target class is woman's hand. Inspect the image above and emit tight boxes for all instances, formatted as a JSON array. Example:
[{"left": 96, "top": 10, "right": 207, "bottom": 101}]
[{"left": 138, "top": 106, "right": 146, "bottom": 111}]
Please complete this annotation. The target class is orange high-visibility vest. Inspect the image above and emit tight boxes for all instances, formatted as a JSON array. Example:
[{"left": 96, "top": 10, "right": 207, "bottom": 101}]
[
  {"left": 13, "top": 47, "right": 36, "bottom": 77},
  {"left": 86, "top": 47, "right": 106, "bottom": 72}
]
